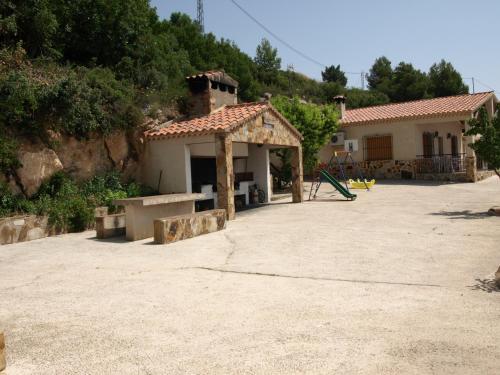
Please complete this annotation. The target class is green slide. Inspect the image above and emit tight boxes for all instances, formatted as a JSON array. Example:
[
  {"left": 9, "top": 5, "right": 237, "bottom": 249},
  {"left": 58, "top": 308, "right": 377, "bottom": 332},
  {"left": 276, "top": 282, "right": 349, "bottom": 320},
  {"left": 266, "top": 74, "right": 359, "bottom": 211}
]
[{"left": 319, "top": 170, "right": 357, "bottom": 200}]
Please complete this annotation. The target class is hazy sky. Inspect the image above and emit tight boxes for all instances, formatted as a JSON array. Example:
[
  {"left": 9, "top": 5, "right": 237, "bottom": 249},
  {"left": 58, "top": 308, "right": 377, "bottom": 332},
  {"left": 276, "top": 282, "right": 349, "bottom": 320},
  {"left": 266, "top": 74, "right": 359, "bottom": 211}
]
[{"left": 151, "top": 0, "right": 499, "bottom": 94}]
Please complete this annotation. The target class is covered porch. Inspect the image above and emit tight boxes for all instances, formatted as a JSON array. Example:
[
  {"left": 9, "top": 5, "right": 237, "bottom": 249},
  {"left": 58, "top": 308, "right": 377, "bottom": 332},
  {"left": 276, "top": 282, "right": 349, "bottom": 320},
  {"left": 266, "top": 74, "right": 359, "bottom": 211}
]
[{"left": 143, "top": 103, "right": 304, "bottom": 219}]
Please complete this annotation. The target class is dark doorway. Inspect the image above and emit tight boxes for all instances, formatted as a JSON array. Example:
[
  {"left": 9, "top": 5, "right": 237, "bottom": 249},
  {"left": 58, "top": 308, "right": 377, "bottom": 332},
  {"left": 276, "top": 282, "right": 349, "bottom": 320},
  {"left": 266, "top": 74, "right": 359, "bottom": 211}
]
[{"left": 191, "top": 158, "right": 216, "bottom": 193}]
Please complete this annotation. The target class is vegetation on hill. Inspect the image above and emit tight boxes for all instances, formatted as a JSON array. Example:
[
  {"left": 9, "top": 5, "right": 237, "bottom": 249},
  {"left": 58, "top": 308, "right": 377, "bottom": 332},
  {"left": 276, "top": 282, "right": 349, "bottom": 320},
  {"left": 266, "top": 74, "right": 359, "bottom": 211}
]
[{"left": 0, "top": 0, "right": 473, "bottom": 197}]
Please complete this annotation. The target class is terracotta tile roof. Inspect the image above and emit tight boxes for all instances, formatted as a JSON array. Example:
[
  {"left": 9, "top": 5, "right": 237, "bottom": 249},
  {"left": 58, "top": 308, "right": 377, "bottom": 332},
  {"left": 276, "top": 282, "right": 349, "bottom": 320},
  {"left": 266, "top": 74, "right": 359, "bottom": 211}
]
[
  {"left": 342, "top": 92, "right": 494, "bottom": 126},
  {"left": 146, "top": 102, "right": 302, "bottom": 140},
  {"left": 186, "top": 70, "right": 239, "bottom": 88}
]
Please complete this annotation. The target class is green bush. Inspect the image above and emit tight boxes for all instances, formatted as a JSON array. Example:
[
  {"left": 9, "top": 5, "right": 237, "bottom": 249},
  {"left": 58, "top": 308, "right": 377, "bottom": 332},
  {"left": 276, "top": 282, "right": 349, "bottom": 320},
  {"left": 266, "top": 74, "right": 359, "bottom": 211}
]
[
  {"left": 0, "top": 135, "right": 21, "bottom": 173},
  {"left": 1, "top": 171, "right": 157, "bottom": 232}
]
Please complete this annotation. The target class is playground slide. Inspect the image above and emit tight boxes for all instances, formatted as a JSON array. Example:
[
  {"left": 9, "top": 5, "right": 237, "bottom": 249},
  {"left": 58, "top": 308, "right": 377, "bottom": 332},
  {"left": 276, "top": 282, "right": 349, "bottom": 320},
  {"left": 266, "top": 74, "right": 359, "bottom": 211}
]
[{"left": 319, "top": 170, "right": 357, "bottom": 200}]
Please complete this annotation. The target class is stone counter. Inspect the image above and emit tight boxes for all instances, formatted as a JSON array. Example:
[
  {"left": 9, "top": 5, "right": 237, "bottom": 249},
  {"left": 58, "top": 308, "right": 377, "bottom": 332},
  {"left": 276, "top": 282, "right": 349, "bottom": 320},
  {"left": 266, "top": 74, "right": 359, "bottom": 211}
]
[{"left": 113, "top": 193, "right": 207, "bottom": 241}]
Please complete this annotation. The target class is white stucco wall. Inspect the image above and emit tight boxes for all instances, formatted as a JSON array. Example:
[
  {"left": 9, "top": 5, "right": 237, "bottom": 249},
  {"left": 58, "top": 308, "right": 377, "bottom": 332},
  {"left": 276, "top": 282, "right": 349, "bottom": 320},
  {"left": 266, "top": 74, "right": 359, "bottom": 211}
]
[
  {"left": 142, "top": 139, "right": 193, "bottom": 194},
  {"left": 319, "top": 116, "right": 467, "bottom": 163},
  {"left": 247, "top": 144, "right": 271, "bottom": 203},
  {"left": 143, "top": 135, "right": 229, "bottom": 194},
  {"left": 414, "top": 121, "right": 464, "bottom": 156}
]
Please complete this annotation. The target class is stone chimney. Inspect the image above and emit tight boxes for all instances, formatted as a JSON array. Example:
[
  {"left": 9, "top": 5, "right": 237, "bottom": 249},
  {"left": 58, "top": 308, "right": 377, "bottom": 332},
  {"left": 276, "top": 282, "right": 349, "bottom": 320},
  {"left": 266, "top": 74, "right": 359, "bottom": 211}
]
[
  {"left": 333, "top": 95, "right": 346, "bottom": 120},
  {"left": 186, "top": 71, "right": 239, "bottom": 116}
]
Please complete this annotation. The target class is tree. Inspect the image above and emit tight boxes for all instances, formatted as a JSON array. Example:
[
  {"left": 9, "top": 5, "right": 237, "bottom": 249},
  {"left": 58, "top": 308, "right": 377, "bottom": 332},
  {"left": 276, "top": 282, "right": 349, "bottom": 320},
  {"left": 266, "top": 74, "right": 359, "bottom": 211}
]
[
  {"left": 345, "top": 88, "right": 390, "bottom": 109},
  {"left": 466, "top": 106, "right": 500, "bottom": 178},
  {"left": 272, "top": 95, "right": 338, "bottom": 172},
  {"left": 254, "top": 38, "right": 281, "bottom": 84},
  {"left": 428, "top": 60, "right": 469, "bottom": 97},
  {"left": 367, "top": 56, "right": 393, "bottom": 94},
  {"left": 390, "top": 62, "right": 430, "bottom": 102},
  {"left": 321, "top": 65, "right": 347, "bottom": 87}
]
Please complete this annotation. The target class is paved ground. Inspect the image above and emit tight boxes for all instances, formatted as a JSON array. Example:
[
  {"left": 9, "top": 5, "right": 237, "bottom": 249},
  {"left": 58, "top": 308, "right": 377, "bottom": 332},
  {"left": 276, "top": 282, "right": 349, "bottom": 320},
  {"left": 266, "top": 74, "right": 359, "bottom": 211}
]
[{"left": 1, "top": 178, "right": 500, "bottom": 374}]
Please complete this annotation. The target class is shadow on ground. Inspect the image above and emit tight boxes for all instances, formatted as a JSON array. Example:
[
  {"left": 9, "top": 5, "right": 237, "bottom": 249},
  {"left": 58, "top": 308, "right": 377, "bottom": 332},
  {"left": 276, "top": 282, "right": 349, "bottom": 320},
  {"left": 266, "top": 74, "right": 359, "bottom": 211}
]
[
  {"left": 468, "top": 279, "right": 500, "bottom": 293},
  {"left": 430, "top": 210, "right": 491, "bottom": 220}
]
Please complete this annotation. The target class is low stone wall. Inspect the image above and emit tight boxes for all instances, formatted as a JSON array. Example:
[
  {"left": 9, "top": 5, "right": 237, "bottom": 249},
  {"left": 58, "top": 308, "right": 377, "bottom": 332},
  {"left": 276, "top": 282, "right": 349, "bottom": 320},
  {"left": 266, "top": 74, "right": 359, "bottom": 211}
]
[
  {"left": 0, "top": 215, "right": 49, "bottom": 245},
  {"left": 327, "top": 160, "right": 417, "bottom": 180},
  {"left": 154, "top": 209, "right": 226, "bottom": 245},
  {"left": 477, "top": 170, "right": 497, "bottom": 181},
  {"left": 415, "top": 172, "right": 468, "bottom": 182},
  {"left": 325, "top": 159, "right": 492, "bottom": 183}
]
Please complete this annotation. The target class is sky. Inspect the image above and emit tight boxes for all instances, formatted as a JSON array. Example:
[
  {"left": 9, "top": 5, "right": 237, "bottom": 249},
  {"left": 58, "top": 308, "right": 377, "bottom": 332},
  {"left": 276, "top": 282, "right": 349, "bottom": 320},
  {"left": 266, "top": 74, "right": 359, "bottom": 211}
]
[{"left": 151, "top": 0, "right": 499, "bottom": 94}]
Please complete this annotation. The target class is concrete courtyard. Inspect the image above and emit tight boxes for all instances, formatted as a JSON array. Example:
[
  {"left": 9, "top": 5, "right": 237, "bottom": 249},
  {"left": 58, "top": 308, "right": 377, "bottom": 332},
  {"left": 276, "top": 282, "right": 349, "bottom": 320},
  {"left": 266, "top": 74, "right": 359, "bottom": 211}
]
[{"left": 1, "top": 178, "right": 499, "bottom": 374}]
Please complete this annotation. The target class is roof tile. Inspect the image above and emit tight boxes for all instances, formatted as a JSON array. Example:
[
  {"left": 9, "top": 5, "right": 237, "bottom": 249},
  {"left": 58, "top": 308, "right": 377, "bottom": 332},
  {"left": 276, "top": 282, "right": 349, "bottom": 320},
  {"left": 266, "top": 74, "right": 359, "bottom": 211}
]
[
  {"left": 343, "top": 92, "right": 493, "bottom": 126},
  {"left": 147, "top": 102, "right": 272, "bottom": 139}
]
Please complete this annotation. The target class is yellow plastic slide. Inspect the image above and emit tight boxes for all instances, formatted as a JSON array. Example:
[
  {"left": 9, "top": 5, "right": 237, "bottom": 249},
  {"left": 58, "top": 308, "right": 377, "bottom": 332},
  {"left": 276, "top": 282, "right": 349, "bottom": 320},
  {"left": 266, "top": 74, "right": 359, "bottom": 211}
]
[{"left": 348, "top": 179, "right": 376, "bottom": 189}]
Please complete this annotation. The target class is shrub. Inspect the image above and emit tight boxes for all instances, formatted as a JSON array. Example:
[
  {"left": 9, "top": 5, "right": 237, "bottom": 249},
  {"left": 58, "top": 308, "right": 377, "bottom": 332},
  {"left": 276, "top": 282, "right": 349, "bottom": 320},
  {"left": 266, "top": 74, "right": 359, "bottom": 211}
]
[{"left": 0, "top": 135, "right": 21, "bottom": 173}]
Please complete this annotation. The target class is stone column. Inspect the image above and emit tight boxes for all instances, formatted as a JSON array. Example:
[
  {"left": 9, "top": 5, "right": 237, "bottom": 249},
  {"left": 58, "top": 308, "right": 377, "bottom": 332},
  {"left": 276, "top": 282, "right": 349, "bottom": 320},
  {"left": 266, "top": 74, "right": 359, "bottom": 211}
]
[
  {"left": 0, "top": 331, "right": 5, "bottom": 372},
  {"left": 464, "top": 134, "right": 477, "bottom": 183},
  {"left": 290, "top": 146, "right": 304, "bottom": 203},
  {"left": 215, "top": 134, "right": 235, "bottom": 220}
]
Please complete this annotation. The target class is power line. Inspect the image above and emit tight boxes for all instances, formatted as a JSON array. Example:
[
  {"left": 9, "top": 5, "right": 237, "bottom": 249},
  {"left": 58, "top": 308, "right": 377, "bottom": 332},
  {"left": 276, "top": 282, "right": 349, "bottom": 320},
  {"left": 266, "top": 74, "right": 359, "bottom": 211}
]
[
  {"left": 230, "top": 0, "right": 362, "bottom": 77},
  {"left": 464, "top": 77, "right": 498, "bottom": 94}
]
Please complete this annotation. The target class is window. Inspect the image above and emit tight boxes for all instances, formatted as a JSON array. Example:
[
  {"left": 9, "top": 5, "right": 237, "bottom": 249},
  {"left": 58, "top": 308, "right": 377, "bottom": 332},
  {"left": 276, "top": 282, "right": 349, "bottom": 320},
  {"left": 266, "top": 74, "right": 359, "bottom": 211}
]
[{"left": 364, "top": 135, "right": 393, "bottom": 161}]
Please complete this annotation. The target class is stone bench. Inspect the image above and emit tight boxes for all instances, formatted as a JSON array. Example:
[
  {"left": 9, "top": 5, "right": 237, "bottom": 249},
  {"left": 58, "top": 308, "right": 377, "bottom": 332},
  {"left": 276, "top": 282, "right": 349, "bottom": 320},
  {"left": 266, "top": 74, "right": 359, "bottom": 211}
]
[
  {"left": 154, "top": 209, "right": 226, "bottom": 244},
  {"left": 95, "top": 213, "right": 126, "bottom": 239}
]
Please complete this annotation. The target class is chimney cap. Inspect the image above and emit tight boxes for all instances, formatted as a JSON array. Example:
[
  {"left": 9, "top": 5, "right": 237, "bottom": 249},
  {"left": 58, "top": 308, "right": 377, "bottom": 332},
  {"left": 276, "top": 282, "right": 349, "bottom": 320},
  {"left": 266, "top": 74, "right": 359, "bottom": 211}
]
[
  {"left": 186, "top": 70, "right": 239, "bottom": 88},
  {"left": 333, "top": 95, "right": 346, "bottom": 104}
]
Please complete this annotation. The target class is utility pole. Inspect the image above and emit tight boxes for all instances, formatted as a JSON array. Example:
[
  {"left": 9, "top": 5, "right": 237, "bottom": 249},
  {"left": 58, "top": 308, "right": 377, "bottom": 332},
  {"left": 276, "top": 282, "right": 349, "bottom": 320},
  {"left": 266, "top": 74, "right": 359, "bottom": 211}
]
[
  {"left": 287, "top": 64, "right": 294, "bottom": 96},
  {"left": 472, "top": 77, "right": 475, "bottom": 94},
  {"left": 361, "top": 71, "right": 365, "bottom": 90},
  {"left": 197, "top": 0, "right": 204, "bottom": 33}
]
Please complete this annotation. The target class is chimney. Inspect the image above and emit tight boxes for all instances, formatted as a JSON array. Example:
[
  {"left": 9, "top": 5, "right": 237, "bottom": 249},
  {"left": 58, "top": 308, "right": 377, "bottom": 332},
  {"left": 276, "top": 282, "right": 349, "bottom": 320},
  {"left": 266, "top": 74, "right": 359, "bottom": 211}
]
[
  {"left": 333, "top": 95, "right": 346, "bottom": 120},
  {"left": 186, "top": 71, "right": 239, "bottom": 116}
]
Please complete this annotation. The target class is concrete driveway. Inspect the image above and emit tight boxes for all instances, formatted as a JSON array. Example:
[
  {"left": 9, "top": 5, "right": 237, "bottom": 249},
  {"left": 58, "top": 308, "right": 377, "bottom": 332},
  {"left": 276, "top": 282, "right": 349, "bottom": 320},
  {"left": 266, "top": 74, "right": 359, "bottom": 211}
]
[{"left": 1, "top": 178, "right": 499, "bottom": 374}]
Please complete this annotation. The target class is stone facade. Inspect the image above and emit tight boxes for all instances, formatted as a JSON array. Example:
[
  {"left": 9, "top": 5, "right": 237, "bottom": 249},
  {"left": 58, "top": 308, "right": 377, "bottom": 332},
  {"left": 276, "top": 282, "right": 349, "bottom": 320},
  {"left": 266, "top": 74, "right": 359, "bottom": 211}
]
[
  {"left": 465, "top": 156, "right": 477, "bottom": 182},
  {"left": 321, "top": 158, "right": 494, "bottom": 183},
  {"left": 215, "top": 134, "right": 235, "bottom": 220},
  {"left": 0, "top": 215, "right": 49, "bottom": 245},
  {"left": 154, "top": 209, "right": 226, "bottom": 244},
  {"left": 324, "top": 159, "right": 417, "bottom": 180},
  {"left": 230, "top": 110, "right": 301, "bottom": 147}
]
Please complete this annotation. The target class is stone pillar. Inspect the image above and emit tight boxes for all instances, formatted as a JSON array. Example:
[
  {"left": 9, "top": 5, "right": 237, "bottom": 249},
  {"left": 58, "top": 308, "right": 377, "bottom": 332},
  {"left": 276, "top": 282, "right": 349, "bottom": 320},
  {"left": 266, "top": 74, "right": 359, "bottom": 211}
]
[
  {"left": 0, "top": 331, "right": 5, "bottom": 372},
  {"left": 290, "top": 146, "right": 304, "bottom": 203},
  {"left": 465, "top": 156, "right": 477, "bottom": 182},
  {"left": 216, "top": 134, "right": 235, "bottom": 220},
  {"left": 464, "top": 134, "right": 477, "bottom": 183}
]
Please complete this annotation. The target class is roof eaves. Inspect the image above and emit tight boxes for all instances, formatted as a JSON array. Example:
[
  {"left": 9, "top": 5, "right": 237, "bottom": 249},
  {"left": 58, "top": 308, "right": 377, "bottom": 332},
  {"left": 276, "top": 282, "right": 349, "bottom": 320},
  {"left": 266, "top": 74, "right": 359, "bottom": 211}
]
[{"left": 341, "top": 110, "right": 474, "bottom": 127}]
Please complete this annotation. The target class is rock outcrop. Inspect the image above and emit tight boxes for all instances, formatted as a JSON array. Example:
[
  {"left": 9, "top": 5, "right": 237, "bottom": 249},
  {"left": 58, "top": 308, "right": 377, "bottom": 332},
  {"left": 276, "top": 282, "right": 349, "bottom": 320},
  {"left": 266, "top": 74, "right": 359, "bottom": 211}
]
[
  {"left": 55, "top": 135, "right": 113, "bottom": 181},
  {"left": 3, "top": 120, "right": 154, "bottom": 197},
  {"left": 16, "top": 146, "right": 64, "bottom": 197},
  {"left": 105, "top": 132, "right": 129, "bottom": 168}
]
